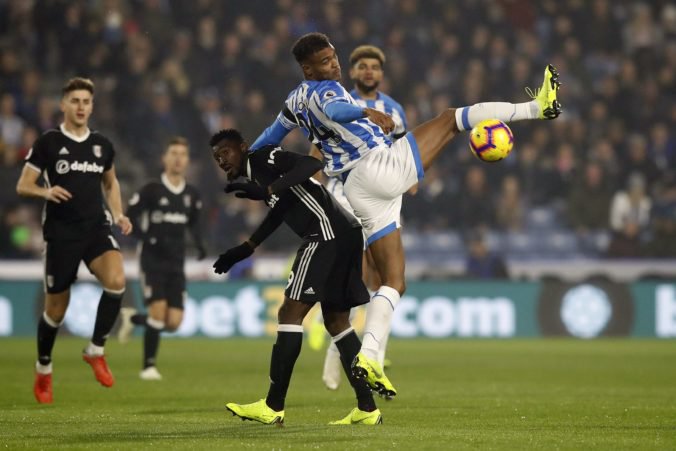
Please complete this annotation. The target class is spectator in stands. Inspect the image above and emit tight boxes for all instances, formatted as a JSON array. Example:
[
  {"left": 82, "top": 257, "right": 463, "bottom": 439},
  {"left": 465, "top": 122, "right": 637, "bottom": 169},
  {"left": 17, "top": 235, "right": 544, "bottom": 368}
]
[
  {"left": 495, "top": 175, "right": 525, "bottom": 232},
  {"left": 607, "top": 173, "right": 652, "bottom": 258},
  {"left": 0, "top": 93, "right": 25, "bottom": 153},
  {"left": 649, "top": 122, "right": 675, "bottom": 173},
  {"left": 645, "top": 172, "right": 676, "bottom": 257},
  {"left": 456, "top": 165, "right": 495, "bottom": 231},
  {"left": 620, "top": 134, "right": 661, "bottom": 193},
  {"left": 463, "top": 231, "right": 509, "bottom": 279},
  {"left": 567, "top": 161, "right": 613, "bottom": 233}
]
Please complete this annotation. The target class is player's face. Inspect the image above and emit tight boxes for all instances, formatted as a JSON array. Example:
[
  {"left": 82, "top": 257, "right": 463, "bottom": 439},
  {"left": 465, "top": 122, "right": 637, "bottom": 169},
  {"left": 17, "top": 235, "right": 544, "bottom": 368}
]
[
  {"left": 212, "top": 139, "right": 246, "bottom": 180},
  {"left": 60, "top": 89, "right": 93, "bottom": 128},
  {"left": 163, "top": 144, "right": 189, "bottom": 176},
  {"left": 302, "top": 46, "right": 341, "bottom": 81},
  {"left": 350, "top": 57, "right": 383, "bottom": 93}
]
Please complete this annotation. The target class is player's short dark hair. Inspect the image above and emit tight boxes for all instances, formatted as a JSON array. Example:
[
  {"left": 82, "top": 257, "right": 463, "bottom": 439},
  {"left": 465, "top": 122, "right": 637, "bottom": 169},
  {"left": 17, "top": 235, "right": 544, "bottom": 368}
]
[
  {"left": 209, "top": 129, "right": 244, "bottom": 147},
  {"left": 165, "top": 136, "right": 189, "bottom": 153},
  {"left": 62, "top": 77, "right": 94, "bottom": 97},
  {"left": 292, "top": 32, "right": 332, "bottom": 64},
  {"left": 349, "top": 45, "right": 386, "bottom": 67}
]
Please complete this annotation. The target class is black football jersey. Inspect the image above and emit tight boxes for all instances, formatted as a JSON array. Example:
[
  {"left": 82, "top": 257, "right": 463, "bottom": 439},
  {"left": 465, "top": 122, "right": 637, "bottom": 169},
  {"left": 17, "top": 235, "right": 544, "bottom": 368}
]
[
  {"left": 247, "top": 146, "right": 360, "bottom": 241},
  {"left": 126, "top": 174, "right": 202, "bottom": 272},
  {"left": 24, "top": 125, "right": 115, "bottom": 241}
]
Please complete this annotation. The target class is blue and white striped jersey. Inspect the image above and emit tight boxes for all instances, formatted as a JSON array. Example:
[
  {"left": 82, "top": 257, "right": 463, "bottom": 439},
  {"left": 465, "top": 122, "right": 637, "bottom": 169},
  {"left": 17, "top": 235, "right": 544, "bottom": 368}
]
[
  {"left": 350, "top": 89, "right": 407, "bottom": 140},
  {"left": 273, "top": 80, "right": 391, "bottom": 176}
]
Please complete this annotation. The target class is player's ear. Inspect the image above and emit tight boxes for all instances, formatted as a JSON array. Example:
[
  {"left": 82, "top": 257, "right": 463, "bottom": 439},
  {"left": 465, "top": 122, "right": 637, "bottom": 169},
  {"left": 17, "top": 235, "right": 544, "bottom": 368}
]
[{"left": 301, "top": 63, "right": 313, "bottom": 79}]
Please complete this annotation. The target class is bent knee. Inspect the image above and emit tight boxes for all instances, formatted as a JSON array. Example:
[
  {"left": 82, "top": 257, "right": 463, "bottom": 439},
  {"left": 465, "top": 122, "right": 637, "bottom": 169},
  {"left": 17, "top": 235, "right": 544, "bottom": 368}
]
[
  {"left": 105, "top": 273, "right": 126, "bottom": 293},
  {"left": 164, "top": 322, "right": 180, "bottom": 332},
  {"left": 444, "top": 108, "right": 459, "bottom": 132},
  {"left": 323, "top": 316, "right": 349, "bottom": 337}
]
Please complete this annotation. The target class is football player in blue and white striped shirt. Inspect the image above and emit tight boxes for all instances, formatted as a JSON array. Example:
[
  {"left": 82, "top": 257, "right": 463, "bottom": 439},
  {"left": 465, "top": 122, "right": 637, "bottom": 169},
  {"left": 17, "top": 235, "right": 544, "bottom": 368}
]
[
  {"left": 315, "top": 45, "right": 407, "bottom": 393},
  {"left": 252, "top": 32, "right": 561, "bottom": 407},
  {"left": 349, "top": 45, "right": 407, "bottom": 141}
]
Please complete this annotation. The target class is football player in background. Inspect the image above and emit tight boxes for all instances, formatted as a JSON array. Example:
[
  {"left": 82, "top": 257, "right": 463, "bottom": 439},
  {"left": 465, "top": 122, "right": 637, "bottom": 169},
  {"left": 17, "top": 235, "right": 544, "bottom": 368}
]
[
  {"left": 118, "top": 137, "right": 205, "bottom": 381},
  {"left": 16, "top": 77, "right": 132, "bottom": 403}
]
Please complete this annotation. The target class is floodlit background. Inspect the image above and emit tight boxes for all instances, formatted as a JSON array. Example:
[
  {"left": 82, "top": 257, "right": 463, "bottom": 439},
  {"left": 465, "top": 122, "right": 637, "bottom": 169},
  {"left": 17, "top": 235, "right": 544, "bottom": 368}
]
[
  {"left": 2, "top": 0, "right": 675, "bottom": 339},
  {"left": 1, "top": 0, "right": 674, "bottom": 276},
  {"left": 1, "top": 3, "right": 675, "bottom": 449}
]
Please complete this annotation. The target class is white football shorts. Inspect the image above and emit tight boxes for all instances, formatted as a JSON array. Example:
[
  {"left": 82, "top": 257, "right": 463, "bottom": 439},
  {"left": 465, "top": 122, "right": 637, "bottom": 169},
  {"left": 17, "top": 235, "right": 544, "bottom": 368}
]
[{"left": 343, "top": 132, "right": 424, "bottom": 246}]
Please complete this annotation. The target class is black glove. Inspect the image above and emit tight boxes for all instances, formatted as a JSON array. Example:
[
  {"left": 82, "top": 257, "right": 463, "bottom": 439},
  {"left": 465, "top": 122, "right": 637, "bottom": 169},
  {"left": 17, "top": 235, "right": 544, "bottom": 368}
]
[
  {"left": 225, "top": 182, "right": 269, "bottom": 201},
  {"left": 213, "top": 242, "right": 254, "bottom": 274},
  {"left": 196, "top": 245, "right": 207, "bottom": 261}
]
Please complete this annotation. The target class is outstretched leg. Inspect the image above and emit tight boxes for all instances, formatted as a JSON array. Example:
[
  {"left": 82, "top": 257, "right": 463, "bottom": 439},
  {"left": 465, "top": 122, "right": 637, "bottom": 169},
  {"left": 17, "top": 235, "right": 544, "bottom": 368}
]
[{"left": 414, "top": 64, "right": 562, "bottom": 171}]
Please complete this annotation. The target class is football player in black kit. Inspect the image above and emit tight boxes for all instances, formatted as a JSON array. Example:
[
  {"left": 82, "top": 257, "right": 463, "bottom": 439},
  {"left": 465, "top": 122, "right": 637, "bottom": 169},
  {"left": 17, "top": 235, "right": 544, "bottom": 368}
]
[
  {"left": 117, "top": 136, "right": 204, "bottom": 381},
  {"left": 210, "top": 128, "right": 382, "bottom": 426},
  {"left": 15, "top": 78, "right": 132, "bottom": 404}
]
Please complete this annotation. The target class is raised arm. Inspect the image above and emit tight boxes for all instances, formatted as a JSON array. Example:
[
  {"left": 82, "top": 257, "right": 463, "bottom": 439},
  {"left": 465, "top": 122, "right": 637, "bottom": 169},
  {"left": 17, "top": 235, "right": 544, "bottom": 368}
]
[{"left": 251, "top": 106, "right": 299, "bottom": 150}]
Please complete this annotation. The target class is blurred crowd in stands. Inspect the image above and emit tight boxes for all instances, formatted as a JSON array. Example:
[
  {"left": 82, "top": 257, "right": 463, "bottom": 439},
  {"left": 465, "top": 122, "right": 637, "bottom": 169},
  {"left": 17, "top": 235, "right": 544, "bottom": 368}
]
[{"left": 1, "top": 0, "right": 675, "bottom": 264}]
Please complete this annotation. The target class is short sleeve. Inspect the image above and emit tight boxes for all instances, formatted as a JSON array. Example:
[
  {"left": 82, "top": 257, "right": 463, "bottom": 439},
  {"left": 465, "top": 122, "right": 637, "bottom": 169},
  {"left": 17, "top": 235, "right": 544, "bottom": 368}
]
[
  {"left": 316, "top": 81, "right": 351, "bottom": 110},
  {"left": 104, "top": 139, "right": 115, "bottom": 171},
  {"left": 24, "top": 135, "right": 49, "bottom": 173}
]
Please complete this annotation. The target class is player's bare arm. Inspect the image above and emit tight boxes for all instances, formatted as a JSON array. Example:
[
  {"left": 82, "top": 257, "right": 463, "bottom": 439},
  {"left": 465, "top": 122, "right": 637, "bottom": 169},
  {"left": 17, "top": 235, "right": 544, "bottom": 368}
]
[
  {"left": 101, "top": 165, "right": 132, "bottom": 235},
  {"left": 16, "top": 165, "right": 72, "bottom": 203}
]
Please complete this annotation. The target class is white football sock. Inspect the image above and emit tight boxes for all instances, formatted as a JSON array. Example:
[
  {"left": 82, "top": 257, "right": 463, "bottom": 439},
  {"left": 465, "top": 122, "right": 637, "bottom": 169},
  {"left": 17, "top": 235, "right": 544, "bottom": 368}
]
[
  {"left": 377, "top": 322, "right": 391, "bottom": 367},
  {"left": 361, "top": 286, "right": 400, "bottom": 361},
  {"left": 36, "top": 361, "right": 52, "bottom": 375},
  {"left": 455, "top": 101, "right": 539, "bottom": 131},
  {"left": 322, "top": 342, "right": 342, "bottom": 390},
  {"left": 85, "top": 342, "right": 105, "bottom": 356}
]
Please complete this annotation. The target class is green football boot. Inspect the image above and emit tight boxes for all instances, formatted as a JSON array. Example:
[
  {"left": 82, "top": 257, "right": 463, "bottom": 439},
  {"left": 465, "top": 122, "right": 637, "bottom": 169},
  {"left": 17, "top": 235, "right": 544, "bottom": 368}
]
[
  {"left": 225, "top": 399, "right": 284, "bottom": 425},
  {"left": 351, "top": 352, "right": 397, "bottom": 399},
  {"left": 329, "top": 407, "right": 383, "bottom": 425},
  {"left": 526, "top": 64, "right": 562, "bottom": 120}
]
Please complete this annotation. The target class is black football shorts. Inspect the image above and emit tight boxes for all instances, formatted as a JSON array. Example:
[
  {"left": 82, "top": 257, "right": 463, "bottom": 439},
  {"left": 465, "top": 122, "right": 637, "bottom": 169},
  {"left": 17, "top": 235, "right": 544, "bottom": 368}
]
[
  {"left": 44, "top": 228, "right": 120, "bottom": 293},
  {"left": 285, "top": 227, "right": 369, "bottom": 312},
  {"left": 140, "top": 270, "right": 186, "bottom": 309}
]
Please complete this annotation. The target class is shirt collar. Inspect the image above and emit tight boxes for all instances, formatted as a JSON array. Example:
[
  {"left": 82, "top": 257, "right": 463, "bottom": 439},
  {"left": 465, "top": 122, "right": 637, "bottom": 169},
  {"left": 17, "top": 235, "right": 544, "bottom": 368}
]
[
  {"left": 60, "top": 123, "right": 91, "bottom": 143},
  {"left": 161, "top": 173, "right": 186, "bottom": 194}
]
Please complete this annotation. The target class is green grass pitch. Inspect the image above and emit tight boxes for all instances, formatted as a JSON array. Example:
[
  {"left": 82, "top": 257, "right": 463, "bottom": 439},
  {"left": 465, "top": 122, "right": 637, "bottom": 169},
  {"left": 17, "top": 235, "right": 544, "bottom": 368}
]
[{"left": 1, "top": 338, "right": 674, "bottom": 449}]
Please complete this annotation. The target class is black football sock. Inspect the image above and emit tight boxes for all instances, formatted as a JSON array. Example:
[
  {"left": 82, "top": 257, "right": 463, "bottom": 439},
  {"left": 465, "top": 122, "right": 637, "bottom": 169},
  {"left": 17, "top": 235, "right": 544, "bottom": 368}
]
[
  {"left": 143, "top": 317, "right": 164, "bottom": 369},
  {"left": 266, "top": 325, "right": 303, "bottom": 412},
  {"left": 131, "top": 313, "right": 147, "bottom": 326},
  {"left": 334, "top": 329, "right": 377, "bottom": 412},
  {"left": 91, "top": 289, "right": 124, "bottom": 347},
  {"left": 37, "top": 312, "right": 60, "bottom": 366}
]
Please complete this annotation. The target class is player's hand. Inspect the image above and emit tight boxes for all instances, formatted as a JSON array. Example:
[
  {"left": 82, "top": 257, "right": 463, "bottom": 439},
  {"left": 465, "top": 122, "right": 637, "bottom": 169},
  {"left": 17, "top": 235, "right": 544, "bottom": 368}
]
[
  {"left": 224, "top": 182, "right": 269, "bottom": 201},
  {"left": 196, "top": 245, "right": 207, "bottom": 261},
  {"left": 115, "top": 215, "right": 133, "bottom": 235},
  {"left": 45, "top": 186, "right": 72, "bottom": 204},
  {"left": 364, "top": 108, "right": 395, "bottom": 135},
  {"left": 213, "top": 242, "right": 254, "bottom": 274}
]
